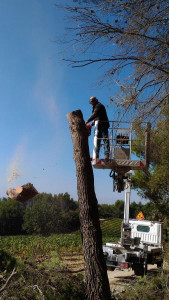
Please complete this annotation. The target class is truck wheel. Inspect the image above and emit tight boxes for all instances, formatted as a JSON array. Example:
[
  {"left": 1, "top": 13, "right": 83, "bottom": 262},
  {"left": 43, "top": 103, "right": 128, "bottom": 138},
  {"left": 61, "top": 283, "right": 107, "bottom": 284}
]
[
  {"left": 157, "top": 261, "right": 163, "bottom": 268},
  {"left": 134, "top": 268, "right": 144, "bottom": 276},
  {"left": 133, "top": 263, "right": 146, "bottom": 276}
]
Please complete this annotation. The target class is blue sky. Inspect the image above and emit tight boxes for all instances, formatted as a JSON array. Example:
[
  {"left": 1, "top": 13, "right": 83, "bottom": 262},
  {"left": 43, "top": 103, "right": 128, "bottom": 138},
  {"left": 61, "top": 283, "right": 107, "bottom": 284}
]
[{"left": 0, "top": 0, "right": 145, "bottom": 204}]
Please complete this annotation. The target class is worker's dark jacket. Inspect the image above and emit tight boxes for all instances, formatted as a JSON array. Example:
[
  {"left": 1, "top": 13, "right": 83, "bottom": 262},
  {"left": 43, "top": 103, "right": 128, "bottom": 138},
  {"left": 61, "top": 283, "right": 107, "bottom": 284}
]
[{"left": 86, "top": 102, "right": 109, "bottom": 128}]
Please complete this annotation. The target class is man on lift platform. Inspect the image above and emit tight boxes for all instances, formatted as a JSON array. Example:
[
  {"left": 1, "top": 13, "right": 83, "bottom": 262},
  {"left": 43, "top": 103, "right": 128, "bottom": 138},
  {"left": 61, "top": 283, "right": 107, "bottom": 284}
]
[{"left": 85, "top": 96, "right": 110, "bottom": 160}]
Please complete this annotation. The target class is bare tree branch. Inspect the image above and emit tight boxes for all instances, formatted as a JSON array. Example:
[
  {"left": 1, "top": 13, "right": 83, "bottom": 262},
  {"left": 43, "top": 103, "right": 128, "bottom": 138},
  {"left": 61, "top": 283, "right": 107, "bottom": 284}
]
[
  {"left": 0, "top": 268, "right": 17, "bottom": 293},
  {"left": 59, "top": 0, "right": 169, "bottom": 120}
]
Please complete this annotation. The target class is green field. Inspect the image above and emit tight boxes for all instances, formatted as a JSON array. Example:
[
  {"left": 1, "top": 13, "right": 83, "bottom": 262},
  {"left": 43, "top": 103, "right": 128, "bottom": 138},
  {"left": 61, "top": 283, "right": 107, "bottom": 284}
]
[
  {"left": 101, "top": 218, "right": 122, "bottom": 241},
  {"left": 0, "top": 218, "right": 122, "bottom": 259},
  {"left": 1, "top": 218, "right": 168, "bottom": 300}
]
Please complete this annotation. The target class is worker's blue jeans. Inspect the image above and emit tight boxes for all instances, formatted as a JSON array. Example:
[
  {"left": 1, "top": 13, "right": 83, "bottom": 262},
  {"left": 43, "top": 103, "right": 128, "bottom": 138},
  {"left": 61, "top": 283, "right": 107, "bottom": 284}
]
[{"left": 96, "top": 126, "right": 110, "bottom": 158}]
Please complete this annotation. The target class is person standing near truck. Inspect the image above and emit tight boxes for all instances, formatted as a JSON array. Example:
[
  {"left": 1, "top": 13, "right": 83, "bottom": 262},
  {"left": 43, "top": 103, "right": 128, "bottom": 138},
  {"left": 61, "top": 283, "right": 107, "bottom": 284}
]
[{"left": 85, "top": 96, "right": 110, "bottom": 160}]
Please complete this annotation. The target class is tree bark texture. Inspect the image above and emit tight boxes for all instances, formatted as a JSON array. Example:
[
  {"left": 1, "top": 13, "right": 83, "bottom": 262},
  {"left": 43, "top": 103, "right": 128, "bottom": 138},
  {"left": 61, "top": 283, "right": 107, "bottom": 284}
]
[
  {"left": 67, "top": 110, "right": 111, "bottom": 300},
  {"left": 6, "top": 183, "right": 38, "bottom": 203}
]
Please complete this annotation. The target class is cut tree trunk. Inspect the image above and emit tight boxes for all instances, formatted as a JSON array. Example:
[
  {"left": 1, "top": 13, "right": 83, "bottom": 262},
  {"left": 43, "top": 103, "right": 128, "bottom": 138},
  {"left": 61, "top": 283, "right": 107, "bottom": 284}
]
[
  {"left": 6, "top": 183, "right": 38, "bottom": 203},
  {"left": 67, "top": 110, "right": 111, "bottom": 300}
]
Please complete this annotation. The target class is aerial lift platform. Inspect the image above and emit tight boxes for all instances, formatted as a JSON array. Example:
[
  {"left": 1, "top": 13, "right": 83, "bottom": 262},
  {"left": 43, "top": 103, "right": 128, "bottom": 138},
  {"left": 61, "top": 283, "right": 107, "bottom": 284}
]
[
  {"left": 92, "top": 120, "right": 150, "bottom": 173},
  {"left": 91, "top": 119, "right": 151, "bottom": 221},
  {"left": 91, "top": 121, "right": 163, "bottom": 276}
]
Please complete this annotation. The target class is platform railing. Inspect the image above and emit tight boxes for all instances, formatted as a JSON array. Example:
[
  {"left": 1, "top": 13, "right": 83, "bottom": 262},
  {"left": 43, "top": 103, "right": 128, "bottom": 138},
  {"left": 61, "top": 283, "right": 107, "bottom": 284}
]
[{"left": 92, "top": 120, "right": 150, "bottom": 172}]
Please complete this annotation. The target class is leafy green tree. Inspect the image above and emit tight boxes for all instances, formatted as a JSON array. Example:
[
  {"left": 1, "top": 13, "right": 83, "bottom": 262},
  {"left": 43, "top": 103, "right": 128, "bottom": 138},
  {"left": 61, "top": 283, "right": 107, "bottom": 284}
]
[
  {"left": 141, "top": 202, "right": 161, "bottom": 221},
  {"left": 129, "top": 201, "right": 142, "bottom": 219},
  {"left": 114, "top": 200, "right": 124, "bottom": 218},
  {"left": 98, "top": 204, "right": 114, "bottom": 218},
  {"left": 0, "top": 198, "right": 23, "bottom": 235},
  {"left": 23, "top": 194, "right": 58, "bottom": 234},
  {"left": 59, "top": 211, "right": 80, "bottom": 233},
  {"left": 54, "top": 192, "right": 78, "bottom": 212},
  {"left": 23, "top": 193, "right": 79, "bottom": 234},
  {"left": 98, "top": 200, "right": 159, "bottom": 220},
  {"left": 132, "top": 105, "right": 169, "bottom": 217},
  {"left": 99, "top": 201, "right": 125, "bottom": 219}
]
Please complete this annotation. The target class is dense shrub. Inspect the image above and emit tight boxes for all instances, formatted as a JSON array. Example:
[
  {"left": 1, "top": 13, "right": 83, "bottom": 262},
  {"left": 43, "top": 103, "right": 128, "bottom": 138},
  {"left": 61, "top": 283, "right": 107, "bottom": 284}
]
[
  {"left": 23, "top": 193, "right": 80, "bottom": 235},
  {"left": 0, "top": 199, "right": 23, "bottom": 235},
  {"left": 0, "top": 249, "right": 17, "bottom": 272}
]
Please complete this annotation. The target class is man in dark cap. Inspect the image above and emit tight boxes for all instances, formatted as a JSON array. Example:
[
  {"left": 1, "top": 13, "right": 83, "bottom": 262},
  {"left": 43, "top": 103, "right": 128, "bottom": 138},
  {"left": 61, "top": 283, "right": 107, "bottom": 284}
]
[{"left": 86, "top": 96, "right": 110, "bottom": 160}]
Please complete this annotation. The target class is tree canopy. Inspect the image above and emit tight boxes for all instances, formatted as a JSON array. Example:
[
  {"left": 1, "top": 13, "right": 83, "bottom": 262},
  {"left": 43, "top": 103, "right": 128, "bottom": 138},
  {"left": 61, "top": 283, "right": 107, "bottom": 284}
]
[
  {"left": 0, "top": 192, "right": 160, "bottom": 235},
  {"left": 0, "top": 193, "right": 79, "bottom": 235},
  {"left": 132, "top": 105, "right": 169, "bottom": 217},
  {"left": 23, "top": 193, "right": 79, "bottom": 235},
  {"left": 60, "top": 0, "right": 169, "bottom": 215},
  {"left": 0, "top": 198, "right": 23, "bottom": 235},
  {"left": 61, "top": 0, "right": 169, "bottom": 120}
]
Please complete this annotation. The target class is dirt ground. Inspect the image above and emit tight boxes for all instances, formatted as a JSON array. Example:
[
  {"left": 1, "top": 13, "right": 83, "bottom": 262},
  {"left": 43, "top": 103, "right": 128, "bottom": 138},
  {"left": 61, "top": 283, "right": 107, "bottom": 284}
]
[
  {"left": 63, "top": 253, "right": 158, "bottom": 294},
  {"left": 108, "top": 264, "right": 158, "bottom": 294}
]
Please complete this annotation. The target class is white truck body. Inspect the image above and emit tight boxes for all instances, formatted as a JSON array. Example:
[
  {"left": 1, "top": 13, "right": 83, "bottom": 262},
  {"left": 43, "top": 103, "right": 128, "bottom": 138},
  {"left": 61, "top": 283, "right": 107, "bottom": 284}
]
[
  {"left": 103, "top": 218, "right": 163, "bottom": 276},
  {"left": 129, "top": 219, "right": 163, "bottom": 247}
]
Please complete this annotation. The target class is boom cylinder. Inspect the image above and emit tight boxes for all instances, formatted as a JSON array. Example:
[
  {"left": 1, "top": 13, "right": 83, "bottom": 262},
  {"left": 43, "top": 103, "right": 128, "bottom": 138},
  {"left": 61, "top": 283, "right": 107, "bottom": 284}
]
[
  {"left": 124, "top": 179, "right": 131, "bottom": 225},
  {"left": 92, "top": 120, "right": 99, "bottom": 161}
]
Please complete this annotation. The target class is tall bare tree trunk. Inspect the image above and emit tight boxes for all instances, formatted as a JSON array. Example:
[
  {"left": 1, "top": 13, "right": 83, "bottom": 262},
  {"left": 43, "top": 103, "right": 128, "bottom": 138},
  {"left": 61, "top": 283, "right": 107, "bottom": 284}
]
[{"left": 67, "top": 110, "right": 111, "bottom": 300}]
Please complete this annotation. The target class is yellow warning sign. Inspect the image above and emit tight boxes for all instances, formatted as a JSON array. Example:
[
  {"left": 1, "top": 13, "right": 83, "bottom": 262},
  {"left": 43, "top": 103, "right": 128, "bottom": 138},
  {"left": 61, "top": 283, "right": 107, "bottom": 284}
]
[{"left": 136, "top": 211, "right": 145, "bottom": 220}]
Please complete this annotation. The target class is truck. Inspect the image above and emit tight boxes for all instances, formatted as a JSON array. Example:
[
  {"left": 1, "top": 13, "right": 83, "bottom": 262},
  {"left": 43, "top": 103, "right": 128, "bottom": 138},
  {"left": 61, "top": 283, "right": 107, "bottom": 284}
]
[
  {"left": 92, "top": 120, "right": 163, "bottom": 276},
  {"left": 103, "top": 200, "right": 164, "bottom": 276}
]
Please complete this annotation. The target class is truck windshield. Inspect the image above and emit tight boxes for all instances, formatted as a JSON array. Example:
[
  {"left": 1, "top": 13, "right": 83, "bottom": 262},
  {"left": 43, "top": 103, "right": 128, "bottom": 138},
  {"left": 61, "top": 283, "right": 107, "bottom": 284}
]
[{"left": 137, "top": 225, "right": 150, "bottom": 232}]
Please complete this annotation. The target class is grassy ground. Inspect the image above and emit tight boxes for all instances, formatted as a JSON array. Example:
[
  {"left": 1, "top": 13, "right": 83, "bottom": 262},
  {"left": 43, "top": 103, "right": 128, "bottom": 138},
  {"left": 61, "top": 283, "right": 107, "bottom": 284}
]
[
  {"left": 0, "top": 218, "right": 121, "bottom": 299},
  {"left": 114, "top": 241, "right": 169, "bottom": 300},
  {"left": 1, "top": 218, "right": 168, "bottom": 299},
  {"left": 0, "top": 218, "right": 122, "bottom": 259},
  {"left": 0, "top": 249, "right": 85, "bottom": 300}
]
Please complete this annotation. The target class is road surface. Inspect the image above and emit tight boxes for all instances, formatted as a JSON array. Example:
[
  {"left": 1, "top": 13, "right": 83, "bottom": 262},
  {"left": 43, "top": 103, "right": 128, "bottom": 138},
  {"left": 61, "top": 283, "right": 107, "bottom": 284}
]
[{"left": 108, "top": 264, "right": 158, "bottom": 294}]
